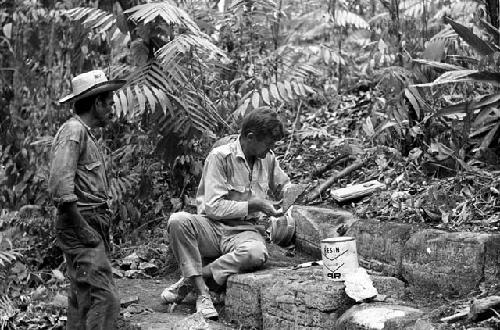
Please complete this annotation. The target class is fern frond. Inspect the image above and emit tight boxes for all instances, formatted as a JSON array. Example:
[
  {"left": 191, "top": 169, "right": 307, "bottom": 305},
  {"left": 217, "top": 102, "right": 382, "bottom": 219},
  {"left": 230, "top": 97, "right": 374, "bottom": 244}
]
[
  {"left": 374, "top": 66, "right": 416, "bottom": 93},
  {"left": 109, "top": 64, "right": 134, "bottom": 80},
  {"left": 0, "top": 295, "right": 17, "bottom": 327},
  {"left": 109, "top": 173, "right": 140, "bottom": 202},
  {"left": 114, "top": 61, "right": 225, "bottom": 135},
  {"left": 0, "top": 249, "right": 21, "bottom": 268},
  {"left": 63, "top": 7, "right": 129, "bottom": 44},
  {"left": 227, "top": 0, "right": 278, "bottom": 14},
  {"left": 234, "top": 80, "right": 315, "bottom": 117},
  {"left": 125, "top": 1, "right": 203, "bottom": 36},
  {"left": 156, "top": 34, "right": 228, "bottom": 66},
  {"left": 329, "top": 9, "right": 369, "bottom": 29},
  {"left": 432, "top": 1, "right": 483, "bottom": 22},
  {"left": 400, "top": 0, "right": 430, "bottom": 19}
]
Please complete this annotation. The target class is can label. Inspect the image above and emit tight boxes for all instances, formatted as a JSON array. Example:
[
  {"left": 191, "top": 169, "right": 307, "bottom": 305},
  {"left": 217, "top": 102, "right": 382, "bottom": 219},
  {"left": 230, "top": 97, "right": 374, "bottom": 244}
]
[{"left": 321, "top": 237, "right": 359, "bottom": 281}]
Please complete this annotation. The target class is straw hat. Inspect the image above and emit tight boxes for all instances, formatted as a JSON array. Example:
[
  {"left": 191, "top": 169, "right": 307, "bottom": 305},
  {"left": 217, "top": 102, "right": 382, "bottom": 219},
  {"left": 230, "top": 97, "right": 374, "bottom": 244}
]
[{"left": 59, "top": 70, "right": 126, "bottom": 104}]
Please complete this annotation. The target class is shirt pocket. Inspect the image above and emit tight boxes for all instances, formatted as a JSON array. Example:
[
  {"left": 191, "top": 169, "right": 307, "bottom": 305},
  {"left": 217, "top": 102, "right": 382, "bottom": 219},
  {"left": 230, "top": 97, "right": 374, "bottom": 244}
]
[{"left": 78, "top": 160, "right": 104, "bottom": 195}]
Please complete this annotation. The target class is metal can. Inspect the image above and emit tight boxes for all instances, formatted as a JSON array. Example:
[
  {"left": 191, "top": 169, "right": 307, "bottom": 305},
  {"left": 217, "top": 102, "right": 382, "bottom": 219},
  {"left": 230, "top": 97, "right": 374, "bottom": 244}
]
[{"left": 320, "top": 237, "right": 359, "bottom": 281}]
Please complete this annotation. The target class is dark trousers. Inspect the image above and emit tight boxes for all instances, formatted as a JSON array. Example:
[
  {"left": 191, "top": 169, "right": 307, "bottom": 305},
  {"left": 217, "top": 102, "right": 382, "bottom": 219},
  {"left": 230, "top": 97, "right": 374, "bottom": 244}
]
[{"left": 56, "top": 211, "right": 119, "bottom": 330}]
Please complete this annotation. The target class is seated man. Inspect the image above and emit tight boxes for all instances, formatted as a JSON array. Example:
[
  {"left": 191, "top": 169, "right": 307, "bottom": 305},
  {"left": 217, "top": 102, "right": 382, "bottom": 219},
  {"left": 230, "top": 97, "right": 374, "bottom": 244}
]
[{"left": 161, "top": 108, "right": 291, "bottom": 319}]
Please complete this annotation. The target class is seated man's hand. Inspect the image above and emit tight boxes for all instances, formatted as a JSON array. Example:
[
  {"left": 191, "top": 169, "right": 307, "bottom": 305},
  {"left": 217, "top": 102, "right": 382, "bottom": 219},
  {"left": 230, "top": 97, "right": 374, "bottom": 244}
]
[{"left": 248, "top": 198, "right": 284, "bottom": 217}]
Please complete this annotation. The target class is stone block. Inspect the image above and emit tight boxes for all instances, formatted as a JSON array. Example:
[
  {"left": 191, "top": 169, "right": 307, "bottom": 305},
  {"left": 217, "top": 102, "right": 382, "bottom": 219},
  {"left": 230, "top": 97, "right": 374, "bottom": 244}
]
[
  {"left": 292, "top": 205, "right": 358, "bottom": 258},
  {"left": 261, "top": 268, "right": 353, "bottom": 329},
  {"left": 370, "top": 275, "right": 406, "bottom": 300},
  {"left": 347, "top": 219, "right": 414, "bottom": 277},
  {"left": 483, "top": 234, "right": 500, "bottom": 286},
  {"left": 336, "top": 303, "right": 423, "bottom": 330},
  {"left": 226, "top": 267, "right": 355, "bottom": 329},
  {"left": 402, "top": 230, "right": 492, "bottom": 297},
  {"left": 225, "top": 269, "right": 288, "bottom": 329}
]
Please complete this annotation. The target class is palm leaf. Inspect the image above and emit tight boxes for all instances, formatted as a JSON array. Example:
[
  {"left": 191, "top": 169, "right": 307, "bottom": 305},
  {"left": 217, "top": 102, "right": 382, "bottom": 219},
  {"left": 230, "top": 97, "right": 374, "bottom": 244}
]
[
  {"left": 445, "top": 17, "right": 497, "bottom": 56},
  {"left": 125, "top": 1, "right": 203, "bottom": 36},
  {"left": 414, "top": 70, "right": 500, "bottom": 87},
  {"left": 63, "top": 7, "right": 129, "bottom": 44},
  {"left": 156, "top": 34, "right": 227, "bottom": 66}
]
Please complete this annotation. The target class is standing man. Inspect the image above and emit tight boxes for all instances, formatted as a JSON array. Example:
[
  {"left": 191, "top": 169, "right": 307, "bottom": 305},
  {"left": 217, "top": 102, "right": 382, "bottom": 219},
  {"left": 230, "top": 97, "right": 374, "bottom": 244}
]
[
  {"left": 48, "top": 70, "right": 125, "bottom": 330},
  {"left": 161, "top": 108, "right": 291, "bottom": 320}
]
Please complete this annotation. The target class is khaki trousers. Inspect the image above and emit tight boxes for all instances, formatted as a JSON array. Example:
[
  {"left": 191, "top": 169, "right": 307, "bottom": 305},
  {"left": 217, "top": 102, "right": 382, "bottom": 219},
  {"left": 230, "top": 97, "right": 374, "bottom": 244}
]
[
  {"left": 56, "top": 211, "right": 119, "bottom": 330},
  {"left": 167, "top": 212, "right": 268, "bottom": 285}
]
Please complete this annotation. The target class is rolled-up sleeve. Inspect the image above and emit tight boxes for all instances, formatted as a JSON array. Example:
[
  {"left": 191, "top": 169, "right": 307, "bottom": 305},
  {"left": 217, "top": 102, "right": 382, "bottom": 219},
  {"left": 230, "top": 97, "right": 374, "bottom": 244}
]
[
  {"left": 203, "top": 153, "right": 248, "bottom": 220},
  {"left": 48, "top": 124, "right": 83, "bottom": 205}
]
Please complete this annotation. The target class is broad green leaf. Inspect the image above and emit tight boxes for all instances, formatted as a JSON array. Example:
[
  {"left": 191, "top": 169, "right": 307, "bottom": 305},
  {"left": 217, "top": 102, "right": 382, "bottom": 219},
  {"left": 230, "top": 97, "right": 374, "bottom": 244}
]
[
  {"left": 261, "top": 87, "right": 270, "bottom": 105},
  {"left": 126, "top": 86, "right": 134, "bottom": 115},
  {"left": 412, "top": 59, "right": 464, "bottom": 71},
  {"left": 113, "top": 1, "right": 128, "bottom": 34},
  {"left": 362, "top": 117, "right": 375, "bottom": 137},
  {"left": 472, "top": 107, "right": 500, "bottom": 129},
  {"left": 302, "top": 83, "right": 315, "bottom": 94},
  {"left": 297, "top": 83, "right": 306, "bottom": 96},
  {"left": 151, "top": 87, "right": 167, "bottom": 115},
  {"left": 375, "top": 121, "right": 398, "bottom": 136},
  {"left": 445, "top": 17, "right": 495, "bottom": 56},
  {"left": 134, "top": 85, "right": 146, "bottom": 114},
  {"left": 119, "top": 90, "right": 128, "bottom": 116},
  {"left": 438, "top": 94, "right": 500, "bottom": 116},
  {"left": 269, "top": 83, "right": 280, "bottom": 100},
  {"left": 404, "top": 88, "right": 421, "bottom": 118},
  {"left": 252, "top": 91, "right": 260, "bottom": 109},
  {"left": 291, "top": 81, "right": 302, "bottom": 96},
  {"left": 277, "top": 82, "right": 288, "bottom": 100},
  {"left": 480, "top": 122, "right": 500, "bottom": 149},
  {"left": 2, "top": 23, "right": 12, "bottom": 39},
  {"left": 284, "top": 80, "right": 293, "bottom": 98},
  {"left": 234, "top": 98, "right": 250, "bottom": 117},
  {"left": 142, "top": 85, "right": 156, "bottom": 111},
  {"left": 414, "top": 70, "right": 500, "bottom": 87}
]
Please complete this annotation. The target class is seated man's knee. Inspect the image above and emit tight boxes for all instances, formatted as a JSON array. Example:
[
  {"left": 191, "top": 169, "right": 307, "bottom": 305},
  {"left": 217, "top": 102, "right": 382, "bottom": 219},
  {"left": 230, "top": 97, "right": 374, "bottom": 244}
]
[
  {"left": 166, "top": 212, "right": 191, "bottom": 232},
  {"left": 239, "top": 241, "right": 268, "bottom": 270}
]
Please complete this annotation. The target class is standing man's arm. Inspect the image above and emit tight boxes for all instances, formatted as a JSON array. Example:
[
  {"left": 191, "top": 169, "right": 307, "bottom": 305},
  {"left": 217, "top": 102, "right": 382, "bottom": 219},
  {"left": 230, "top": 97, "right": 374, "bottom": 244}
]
[{"left": 48, "top": 128, "right": 100, "bottom": 246}]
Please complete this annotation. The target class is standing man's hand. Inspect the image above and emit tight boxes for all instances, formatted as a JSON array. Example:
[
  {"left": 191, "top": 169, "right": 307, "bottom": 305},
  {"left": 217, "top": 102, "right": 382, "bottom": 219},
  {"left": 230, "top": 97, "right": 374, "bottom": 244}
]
[
  {"left": 58, "top": 202, "right": 101, "bottom": 247},
  {"left": 248, "top": 198, "right": 284, "bottom": 217}
]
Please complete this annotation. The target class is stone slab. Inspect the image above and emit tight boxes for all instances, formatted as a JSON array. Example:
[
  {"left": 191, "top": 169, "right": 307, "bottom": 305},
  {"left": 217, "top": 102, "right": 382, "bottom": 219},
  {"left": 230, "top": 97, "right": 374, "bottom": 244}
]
[
  {"left": 370, "top": 275, "right": 406, "bottom": 300},
  {"left": 483, "top": 234, "right": 500, "bottom": 286},
  {"left": 336, "top": 303, "right": 423, "bottom": 330},
  {"left": 225, "top": 269, "right": 287, "bottom": 329},
  {"left": 347, "top": 219, "right": 415, "bottom": 277},
  {"left": 402, "top": 230, "right": 492, "bottom": 297},
  {"left": 261, "top": 268, "right": 352, "bottom": 329},
  {"left": 226, "top": 266, "right": 410, "bottom": 329},
  {"left": 292, "top": 205, "right": 358, "bottom": 258}
]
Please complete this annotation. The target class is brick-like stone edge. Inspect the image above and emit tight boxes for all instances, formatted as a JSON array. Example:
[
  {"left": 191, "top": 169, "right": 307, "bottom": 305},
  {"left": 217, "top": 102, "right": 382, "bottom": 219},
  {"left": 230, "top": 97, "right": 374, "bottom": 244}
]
[
  {"left": 346, "top": 219, "right": 500, "bottom": 298},
  {"left": 347, "top": 219, "right": 415, "bottom": 277}
]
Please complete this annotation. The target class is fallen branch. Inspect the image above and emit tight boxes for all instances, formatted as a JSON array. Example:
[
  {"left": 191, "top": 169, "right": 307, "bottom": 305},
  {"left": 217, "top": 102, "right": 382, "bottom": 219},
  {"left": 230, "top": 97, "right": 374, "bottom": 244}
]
[
  {"left": 468, "top": 295, "right": 500, "bottom": 322},
  {"left": 305, "top": 159, "right": 365, "bottom": 202},
  {"left": 440, "top": 309, "right": 469, "bottom": 323},
  {"left": 310, "top": 154, "right": 351, "bottom": 178}
]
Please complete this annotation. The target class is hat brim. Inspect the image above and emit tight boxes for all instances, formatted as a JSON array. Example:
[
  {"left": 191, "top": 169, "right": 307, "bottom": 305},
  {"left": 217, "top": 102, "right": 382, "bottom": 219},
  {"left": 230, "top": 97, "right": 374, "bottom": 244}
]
[{"left": 58, "top": 79, "right": 126, "bottom": 104}]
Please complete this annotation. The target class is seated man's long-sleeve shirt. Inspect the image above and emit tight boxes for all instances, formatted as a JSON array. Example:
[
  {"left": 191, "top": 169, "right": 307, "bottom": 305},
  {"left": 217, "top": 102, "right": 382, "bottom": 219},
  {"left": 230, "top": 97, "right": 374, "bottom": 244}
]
[
  {"left": 196, "top": 136, "right": 290, "bottom": 224},
  {"left": 48, "top": 116, "right": 110, "bottom": 211}
]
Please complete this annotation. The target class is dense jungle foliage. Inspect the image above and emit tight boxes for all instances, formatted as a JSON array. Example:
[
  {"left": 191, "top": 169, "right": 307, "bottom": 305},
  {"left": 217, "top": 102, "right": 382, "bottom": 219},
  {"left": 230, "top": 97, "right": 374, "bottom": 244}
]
[{"left": 0, "top": 0, "right": 499, "bottom": 327}]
